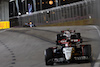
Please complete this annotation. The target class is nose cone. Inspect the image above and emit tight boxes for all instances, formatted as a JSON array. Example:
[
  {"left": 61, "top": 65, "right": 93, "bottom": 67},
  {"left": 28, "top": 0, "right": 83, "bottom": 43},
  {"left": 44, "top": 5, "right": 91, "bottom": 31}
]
[{"left": 63, "top": 47, "right": 73, "bottom": 60}]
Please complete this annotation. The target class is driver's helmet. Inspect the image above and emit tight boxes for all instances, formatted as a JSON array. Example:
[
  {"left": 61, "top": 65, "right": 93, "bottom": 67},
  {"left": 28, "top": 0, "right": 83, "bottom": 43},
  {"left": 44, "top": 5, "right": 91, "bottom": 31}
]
[{"left": 64, "top": 31, "right": 70, "bottom": 34}]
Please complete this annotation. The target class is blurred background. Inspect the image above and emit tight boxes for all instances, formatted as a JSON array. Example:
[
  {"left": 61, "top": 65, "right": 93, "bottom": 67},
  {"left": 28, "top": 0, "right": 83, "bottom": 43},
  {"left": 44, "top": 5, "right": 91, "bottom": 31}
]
[
  {"left": 0, "top": 0, "right": 100, "bottom": 67},
  {"left": 9, "top": 0, "right": 95, "bottom": 27},
  {"left": 93, "top": 0, "right": 100, "bottom": 28}
]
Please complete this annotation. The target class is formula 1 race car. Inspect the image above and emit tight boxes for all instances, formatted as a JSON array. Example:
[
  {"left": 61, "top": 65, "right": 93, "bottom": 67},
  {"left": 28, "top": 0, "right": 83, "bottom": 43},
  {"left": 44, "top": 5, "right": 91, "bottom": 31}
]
[
  {"left": 44, "top": 43, "right": 92, "bottom": 65},
  {"left": 56, "top": 32, "right": 83, "bottom": 45},
  {"left": 23, "top": 23, "right": 36, "bottom": 27},
  {"left": 44, "top": 30, "right": 91, "bottom": 66},
  {"left": 61, "top": 30, "right": 75, "bottom": 34}
]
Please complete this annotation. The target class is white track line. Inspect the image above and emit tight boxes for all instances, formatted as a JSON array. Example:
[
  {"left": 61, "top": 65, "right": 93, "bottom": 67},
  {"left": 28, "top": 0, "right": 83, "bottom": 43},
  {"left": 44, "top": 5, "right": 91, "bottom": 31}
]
[
  {"left": 0, "top": 30, "right": 6, "bottom": 33},
  {"left": 93, "top": 26, "right": 100, "bottom": 37},
  {"left": 0, "top": 28, "right": 10, "bottom": 33},
  {"left": 94, "top": 54, "right": 100, "bottom": 67},
  {"left": 91, "top": 25, "right": 100, "bottom": 67}
]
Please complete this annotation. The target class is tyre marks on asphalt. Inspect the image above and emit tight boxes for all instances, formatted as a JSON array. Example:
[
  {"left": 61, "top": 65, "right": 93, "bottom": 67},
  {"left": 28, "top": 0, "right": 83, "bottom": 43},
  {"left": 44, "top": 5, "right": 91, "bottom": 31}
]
[
  {"left": 0, "top": 40, "right": 16, "bottom": 67},
  {"left": 31, "top": 28, "right": 59, "bottom": 33},
  {"left": 8, "top": 30, "right": 56, "bottom": 44},
  {"left": 8, "top": 28, "right": 91, "bottom": 45}
]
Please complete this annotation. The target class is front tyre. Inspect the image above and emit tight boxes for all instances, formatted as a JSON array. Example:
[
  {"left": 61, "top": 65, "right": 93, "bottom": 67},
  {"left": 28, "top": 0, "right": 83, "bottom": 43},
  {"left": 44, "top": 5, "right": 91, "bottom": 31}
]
[
  {"left": 45, "top": 48, "right": 54, "bottom": 65},
  {"left": 81, "top": 45, "right": 92, "bottom": 62}
]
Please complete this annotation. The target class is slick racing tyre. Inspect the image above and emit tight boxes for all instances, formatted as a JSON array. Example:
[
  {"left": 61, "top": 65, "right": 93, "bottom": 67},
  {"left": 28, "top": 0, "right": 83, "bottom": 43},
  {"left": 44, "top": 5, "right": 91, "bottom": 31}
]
[
  {"left": 57, "top": 34, "right": 66, "bottom": 40},
  {"left": 76, "top": 33, "right": 83, "bottom": 43},
  {"left": 80, "top": 38, "right": 83, "bottom": 43},
  {"left": 76, "top": 33, "right": 81, "bottom": 38},
  {"left": 81, "top": 45, "right": 92, "bottom": 62},
  {"left": 45, "top": 48, "right": 54, "bottom": 65},
  {"left": 56, "top": 40, "right": 60, "bottom": 45},
  {"left": 57, "top": 34, "right": 61, "bottom": 40}
]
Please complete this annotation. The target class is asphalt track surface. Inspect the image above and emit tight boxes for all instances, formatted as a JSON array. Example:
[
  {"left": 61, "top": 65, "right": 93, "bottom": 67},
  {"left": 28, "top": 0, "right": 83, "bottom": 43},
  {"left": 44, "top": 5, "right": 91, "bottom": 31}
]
[{"left": 0, "top": 26, "right": 100, "bottom": 67}]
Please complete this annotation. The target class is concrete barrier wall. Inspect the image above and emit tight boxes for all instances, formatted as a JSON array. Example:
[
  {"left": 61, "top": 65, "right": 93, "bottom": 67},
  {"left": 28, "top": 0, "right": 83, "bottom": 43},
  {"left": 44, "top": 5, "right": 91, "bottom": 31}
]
[
  {"left": 0, "top": 0, "right": 9, "bottom": 21},
  {"left": 0, "top": 0, "right": 10, "bottom": 29},
  {"left": 92, "top": 0, "right": 100, "bottom": 31},
  {"left": 18, "top": 1, "right": 93, "bottom": 26}
]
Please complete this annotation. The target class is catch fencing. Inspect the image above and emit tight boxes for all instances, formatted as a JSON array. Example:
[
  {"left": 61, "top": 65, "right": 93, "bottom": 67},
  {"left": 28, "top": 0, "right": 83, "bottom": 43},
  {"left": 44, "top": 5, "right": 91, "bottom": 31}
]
[{"left": 11, "top": 0, "right": 94, "bottom": 26}]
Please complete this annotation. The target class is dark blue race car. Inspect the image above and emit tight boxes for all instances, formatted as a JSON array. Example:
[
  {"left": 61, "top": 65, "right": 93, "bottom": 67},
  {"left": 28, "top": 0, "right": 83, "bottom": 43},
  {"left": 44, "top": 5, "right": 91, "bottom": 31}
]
[{"left": 23, "top": 23, "right": 36, "bottom": 27}]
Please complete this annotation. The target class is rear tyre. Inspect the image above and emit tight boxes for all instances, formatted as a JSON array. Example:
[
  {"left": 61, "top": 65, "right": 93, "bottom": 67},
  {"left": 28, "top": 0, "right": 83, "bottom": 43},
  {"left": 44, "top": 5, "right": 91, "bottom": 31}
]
[
  {"left": 45, "top": 48, "right": 54, "bottom": 65},
  {"left": 80, "top": 38, "right": 83, "bottom": 43},
  {"left": 57, "top": 34, "right": 66, "bottom": 40},
  {"left": 56, "top": 40, "right": 60, "bottom": 45},
  {"left": 76, "top": 33, "right": 83, "bottom": 43},
  {"left": 76, "top": 33, "right": 81, "bottom": 38},
  {"left": 56, "top": 34, "right": 66, "bottom": 45},
  {"left": 57, "top": 34, "right": 61, "bottom": 40}
]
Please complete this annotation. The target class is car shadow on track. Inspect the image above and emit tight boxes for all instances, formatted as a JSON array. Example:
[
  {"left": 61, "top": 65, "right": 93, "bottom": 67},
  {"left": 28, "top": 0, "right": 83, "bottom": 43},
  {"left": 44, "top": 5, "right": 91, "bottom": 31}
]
[{"left": 49, "top": 61, "right": 91, "bottom": 66}]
